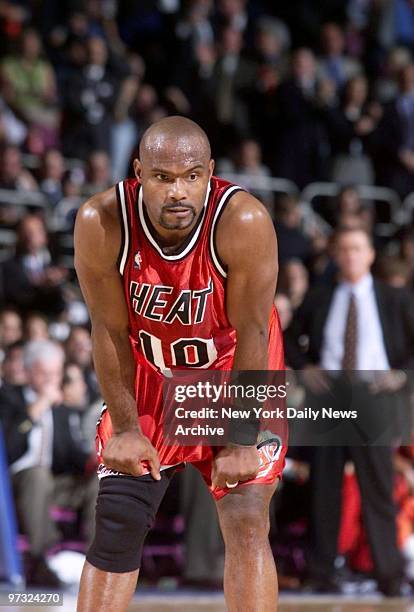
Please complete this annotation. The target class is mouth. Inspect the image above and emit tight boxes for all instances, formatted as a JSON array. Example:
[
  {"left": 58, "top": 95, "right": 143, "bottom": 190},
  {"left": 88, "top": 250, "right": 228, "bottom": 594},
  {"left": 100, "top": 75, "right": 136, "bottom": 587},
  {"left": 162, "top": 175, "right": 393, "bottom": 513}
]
[{"left": 164, "top": 206, "right": 193, "bottom": 219}]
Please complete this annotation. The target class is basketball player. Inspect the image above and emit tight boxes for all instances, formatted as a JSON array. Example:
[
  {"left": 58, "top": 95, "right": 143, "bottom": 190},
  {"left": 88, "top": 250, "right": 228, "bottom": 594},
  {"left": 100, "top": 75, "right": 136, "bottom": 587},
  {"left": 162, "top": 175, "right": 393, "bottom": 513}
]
[{"left": 75, "top": 116, "right": 286, "bottom": 611}]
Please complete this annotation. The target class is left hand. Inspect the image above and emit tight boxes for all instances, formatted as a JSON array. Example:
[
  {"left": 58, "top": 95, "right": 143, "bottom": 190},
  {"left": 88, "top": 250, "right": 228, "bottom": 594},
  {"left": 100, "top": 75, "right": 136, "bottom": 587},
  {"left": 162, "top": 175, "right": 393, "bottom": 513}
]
[{"left": 211, "top": 444, "right": 261, "bottom": 489}]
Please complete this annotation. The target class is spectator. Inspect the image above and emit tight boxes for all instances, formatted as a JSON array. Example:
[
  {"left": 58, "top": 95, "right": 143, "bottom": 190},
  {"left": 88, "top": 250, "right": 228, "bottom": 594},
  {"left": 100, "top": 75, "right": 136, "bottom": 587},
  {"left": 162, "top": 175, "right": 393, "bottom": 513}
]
[
  {"left": 1, "top": 340, "right": 26, "bottom": 387},
  {"left": 254, "top": 16, "right": 290, "bottom": 72},
  {"left": 374, "top": 47, "right": 412, "bottom": 104},
  {"left": 65, "top": 326, "right": 99, "bottom": 402},
  {"left": 278, "top": 259, "right": 309, "bottom": 310},
  {"left": 286, "top": 226, "right": 413, "bottom": 596},
  {"left": 24, "top": 312, "right": 50, "bottom": 341},
  {"left": 0, "top": 340, "right": 65, "bottom": 586},
  {"left": 39, "top": 149, "right": 65, "bottom": 207},
  {"left": 2, "top": 214, "right": 67, "bottom": 316},
  {"left": 63, "top": 36, "right": 117, "bottom": 159},
  {"left": 373, "top": 0, "right": 414, "bottom": 51},
  {"left": 0, "top": 308, "right": 23, "bottom": 350},
  {"left": 1, "top": 28, "right": 59, "bottom": 149},
  {"left": 274, "top": 195, "right": 312, "bottom": 264},
  {"left": 318, "top": 22, "right": 362, "bottom": 91},
  {"left": 273, "top": 48, "right": 331, "bottom": 187},
  {"left": 131, "top": 84, "right": 162, "bottom": 143},
  {"left": 52, "top": 168, "right": 84, "bottom": 231},
  {"left": 212, "top": 27, "right": 256, "bottom": 150},
  {"left": 217, "top": 139, "right": 272, "bottom": 207},
  {"left": 0, "top": 144, "right": 37, "bottom": 191},
  {"left": 335, "top": 185, "right": 374, "bottom": 230},
  {"left": 375, "top": 63, "right": 414, "bottom": 197},
  {"left": 52, "top": 362, "right": 98, "bottom": 545},
  {"left": 215, "top": 0, "right": 248, "bottom": 33},
  {"left": 169, "top": 40, "right": 217, "bottom": 141},
  {"left": 174, "top": 0, "right": 215, "bottom": 62},
  {"left": 0, "top": 340, "right": 97, "bottom": 585},
  {"left": 83, "top": 150, "right": 112, "bottom": 197},
  {"left": 111, "top": 54, "right": 145, "bottom": 182},
  {"left": 325, "top": 75, "right": 380, "bottom": 185}
]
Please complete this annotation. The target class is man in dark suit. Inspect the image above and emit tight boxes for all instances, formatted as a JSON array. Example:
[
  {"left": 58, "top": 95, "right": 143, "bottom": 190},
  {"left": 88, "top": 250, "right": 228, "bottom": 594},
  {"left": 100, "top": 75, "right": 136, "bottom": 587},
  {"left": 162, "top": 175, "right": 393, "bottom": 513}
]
[
  {"left": 374, "top": 63, "right": 414, "bottom": 198},
  {"left": 0, "top": 340, "right": 95, "bottom": 586},
  {"left": 286, "top": 225, "right": 414, "bottom": 596},
  {"left": 1, "top": 214, "right": 66, "bottom": 317}
]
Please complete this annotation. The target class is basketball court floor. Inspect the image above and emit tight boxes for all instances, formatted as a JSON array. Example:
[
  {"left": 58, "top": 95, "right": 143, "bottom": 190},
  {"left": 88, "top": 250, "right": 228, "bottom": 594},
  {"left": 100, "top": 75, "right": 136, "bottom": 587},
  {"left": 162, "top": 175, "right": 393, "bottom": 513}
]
[{"left": 7, "top": 593, "right": 414, "bottom": 612}]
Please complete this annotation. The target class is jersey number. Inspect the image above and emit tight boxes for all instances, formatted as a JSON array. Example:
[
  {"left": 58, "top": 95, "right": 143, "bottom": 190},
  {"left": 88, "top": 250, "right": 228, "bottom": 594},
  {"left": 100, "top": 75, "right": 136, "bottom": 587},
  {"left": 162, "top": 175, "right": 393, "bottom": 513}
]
[{"left": 139, "top": 331, "right": 218, "bottom": 370}]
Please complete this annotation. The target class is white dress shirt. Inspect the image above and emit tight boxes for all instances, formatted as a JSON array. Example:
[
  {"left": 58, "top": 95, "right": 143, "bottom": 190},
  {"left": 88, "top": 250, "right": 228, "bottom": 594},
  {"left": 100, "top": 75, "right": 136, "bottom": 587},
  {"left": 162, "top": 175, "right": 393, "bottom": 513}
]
[{"left": 320, "top": 274, "right": 390, "bottom": 371}]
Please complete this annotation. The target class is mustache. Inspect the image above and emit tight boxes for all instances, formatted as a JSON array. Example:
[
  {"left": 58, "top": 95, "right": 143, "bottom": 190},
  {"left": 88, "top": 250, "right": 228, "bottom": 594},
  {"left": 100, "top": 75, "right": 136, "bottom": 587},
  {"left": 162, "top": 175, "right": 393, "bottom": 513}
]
[{"left": 162, "top": 202, "right": 196, "bottom": 211}]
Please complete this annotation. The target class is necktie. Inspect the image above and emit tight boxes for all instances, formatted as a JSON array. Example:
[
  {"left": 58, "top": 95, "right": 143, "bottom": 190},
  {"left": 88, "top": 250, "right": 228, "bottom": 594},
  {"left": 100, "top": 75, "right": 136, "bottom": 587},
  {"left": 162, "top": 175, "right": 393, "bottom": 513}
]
[{"left": 342, "top": 292, "right": 357, "bottom": 370}]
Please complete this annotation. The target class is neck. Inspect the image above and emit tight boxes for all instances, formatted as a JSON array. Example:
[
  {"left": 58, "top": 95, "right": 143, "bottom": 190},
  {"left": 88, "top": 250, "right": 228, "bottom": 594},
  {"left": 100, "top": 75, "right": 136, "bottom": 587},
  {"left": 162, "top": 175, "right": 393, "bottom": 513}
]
[
  {"left": 144, "top": 206, "right": 198, "bottom": 250},
  {"left": 341, "top": 272, "right": 370, "bottom": 285}
]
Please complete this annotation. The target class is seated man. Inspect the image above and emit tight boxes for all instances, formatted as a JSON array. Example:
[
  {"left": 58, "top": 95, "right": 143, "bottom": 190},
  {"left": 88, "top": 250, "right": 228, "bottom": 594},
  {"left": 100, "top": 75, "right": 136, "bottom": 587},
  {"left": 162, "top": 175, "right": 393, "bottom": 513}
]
[{"left": 0, "top": 340, "right": 96, "bottom": 586}]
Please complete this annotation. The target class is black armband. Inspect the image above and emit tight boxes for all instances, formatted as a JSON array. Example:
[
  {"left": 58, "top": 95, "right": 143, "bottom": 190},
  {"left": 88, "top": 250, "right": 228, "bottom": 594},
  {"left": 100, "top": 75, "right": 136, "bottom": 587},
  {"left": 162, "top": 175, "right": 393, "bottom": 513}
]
[{"left": 226, "top": 371, "right": 267, "bottom": 446}]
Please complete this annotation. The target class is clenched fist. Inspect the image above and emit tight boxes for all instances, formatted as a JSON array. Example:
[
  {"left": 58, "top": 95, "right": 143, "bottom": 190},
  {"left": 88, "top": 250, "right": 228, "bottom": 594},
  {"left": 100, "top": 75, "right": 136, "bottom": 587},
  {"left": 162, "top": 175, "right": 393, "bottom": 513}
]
[
  {"left": 212, "top": 444, "right": 260, "bottom": 489},
  {"left": 103, "top": 430, "right": 161, "bottom": 480}
]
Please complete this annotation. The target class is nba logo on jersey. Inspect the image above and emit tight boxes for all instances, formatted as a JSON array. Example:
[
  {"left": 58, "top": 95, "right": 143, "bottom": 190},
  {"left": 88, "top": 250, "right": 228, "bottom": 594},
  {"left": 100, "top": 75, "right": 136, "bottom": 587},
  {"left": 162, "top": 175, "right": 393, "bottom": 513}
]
[{"left": 134, "top": 251, "right": 142, "bottom": 269}]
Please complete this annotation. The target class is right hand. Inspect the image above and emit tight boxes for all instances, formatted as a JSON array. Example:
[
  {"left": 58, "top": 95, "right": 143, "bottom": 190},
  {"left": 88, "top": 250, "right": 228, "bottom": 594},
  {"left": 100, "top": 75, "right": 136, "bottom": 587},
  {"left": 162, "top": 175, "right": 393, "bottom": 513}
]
[
  {"left": 103, "top": 430, "right": 161, "bottom": 480},
  {"left": 28, "top": 384, "right": 63, "bottom": 421}
]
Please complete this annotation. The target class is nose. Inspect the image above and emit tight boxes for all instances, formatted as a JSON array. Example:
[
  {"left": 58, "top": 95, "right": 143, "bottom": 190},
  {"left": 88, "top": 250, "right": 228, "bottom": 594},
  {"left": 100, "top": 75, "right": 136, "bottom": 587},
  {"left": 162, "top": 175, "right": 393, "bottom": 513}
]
[{"left": 166, "top": 178, "right": 187, "bottom": 203}]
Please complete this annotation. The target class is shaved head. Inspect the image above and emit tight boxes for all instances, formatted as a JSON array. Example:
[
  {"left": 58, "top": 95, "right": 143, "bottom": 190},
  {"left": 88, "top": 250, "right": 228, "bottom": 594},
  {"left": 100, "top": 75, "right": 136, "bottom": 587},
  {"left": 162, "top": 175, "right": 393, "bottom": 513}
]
[
  {"left": 139, "top": 116, "right": 211, "bottom": 163},
  {"left": 134, "top": 116, "right": 214, "bottom": 240}
]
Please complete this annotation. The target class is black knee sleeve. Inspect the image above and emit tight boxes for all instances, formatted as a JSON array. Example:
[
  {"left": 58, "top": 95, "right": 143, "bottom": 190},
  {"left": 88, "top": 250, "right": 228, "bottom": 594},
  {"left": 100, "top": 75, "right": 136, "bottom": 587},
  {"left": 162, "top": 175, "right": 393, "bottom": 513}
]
[{"left": 86, "top": 471, "right": 174, "bottom": 573}]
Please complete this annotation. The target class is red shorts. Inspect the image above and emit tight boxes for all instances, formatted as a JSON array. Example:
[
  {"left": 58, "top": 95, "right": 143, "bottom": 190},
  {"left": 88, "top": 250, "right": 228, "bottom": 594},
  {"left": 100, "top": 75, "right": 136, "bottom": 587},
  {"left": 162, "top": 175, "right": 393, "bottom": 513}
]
[
  {"left": 192, "top": 435, "right": 286, "bottom": 500},
  {"left": 96, "top": 405, "right": 286, "bottom": 501}
]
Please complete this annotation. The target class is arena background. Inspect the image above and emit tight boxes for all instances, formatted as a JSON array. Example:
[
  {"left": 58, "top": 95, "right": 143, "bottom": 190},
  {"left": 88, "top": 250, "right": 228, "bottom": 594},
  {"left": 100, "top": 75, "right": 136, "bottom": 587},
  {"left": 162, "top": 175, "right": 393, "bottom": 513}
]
[{"left": 1, "top": 0, "right": 414, "bottom": 610}]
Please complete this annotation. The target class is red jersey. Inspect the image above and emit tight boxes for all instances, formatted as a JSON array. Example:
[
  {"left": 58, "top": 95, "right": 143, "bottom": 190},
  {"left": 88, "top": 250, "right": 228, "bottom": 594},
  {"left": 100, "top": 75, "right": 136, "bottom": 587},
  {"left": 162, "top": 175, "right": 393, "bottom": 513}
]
[{"left": 96, "top": 176, "right": 285, "bottom": 474}]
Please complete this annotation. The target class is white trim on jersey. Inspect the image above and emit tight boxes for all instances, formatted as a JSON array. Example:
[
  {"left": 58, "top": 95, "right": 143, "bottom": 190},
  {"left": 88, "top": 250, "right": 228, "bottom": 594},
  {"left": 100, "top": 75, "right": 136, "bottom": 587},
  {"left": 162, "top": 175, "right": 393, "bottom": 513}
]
[
  {"left": 209, "top": 184, "right": 241, "bottom": 278},
  {"left": 118, "top": 181, "right": 130, "bottom": 275},
  {"left": 137, "top": 182, "right": 211, "bottom": 261}
]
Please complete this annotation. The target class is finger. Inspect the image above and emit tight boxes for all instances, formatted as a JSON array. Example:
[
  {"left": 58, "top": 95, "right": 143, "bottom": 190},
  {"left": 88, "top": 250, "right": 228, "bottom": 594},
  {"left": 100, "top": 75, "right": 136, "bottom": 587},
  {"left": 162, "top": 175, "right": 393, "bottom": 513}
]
[
  {"left": 148, "top": 455, "right": 161, "bottom": 481},
  {"left": 212, "top": 471, "right": 226, "bottom": 489},
  {"left": 211, "top": 466, "right": 219, "bottom": 489},
  {"left": 130, "top": 461, "right": 145, "bottom": 477}
]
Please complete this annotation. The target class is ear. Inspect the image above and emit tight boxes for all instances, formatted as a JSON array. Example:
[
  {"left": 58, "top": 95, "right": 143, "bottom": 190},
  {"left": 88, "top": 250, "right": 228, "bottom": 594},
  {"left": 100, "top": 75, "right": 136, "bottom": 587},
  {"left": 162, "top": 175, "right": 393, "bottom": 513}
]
[
  {"left": 133, "top": 159, "right": 142, "bottom": 179},
  {"left": 209, "top": 158, "right": 215, "bottom": 178}
]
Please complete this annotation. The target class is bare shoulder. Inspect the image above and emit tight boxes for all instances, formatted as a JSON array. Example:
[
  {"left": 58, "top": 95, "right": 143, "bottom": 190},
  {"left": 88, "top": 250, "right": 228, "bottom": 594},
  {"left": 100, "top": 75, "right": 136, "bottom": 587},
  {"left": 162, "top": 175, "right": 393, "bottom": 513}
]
[
  {"left": 220, "top": 189, "right": 271, "bottom": 227},
  {"left": 74, "top": 186, "right": 120, "bottom": 271},
  {"left": 76, "top": 186, "right": 118, "bottom": 229},
  {"left": 216, "top": 190, "right": 277, "bottom": 265}
]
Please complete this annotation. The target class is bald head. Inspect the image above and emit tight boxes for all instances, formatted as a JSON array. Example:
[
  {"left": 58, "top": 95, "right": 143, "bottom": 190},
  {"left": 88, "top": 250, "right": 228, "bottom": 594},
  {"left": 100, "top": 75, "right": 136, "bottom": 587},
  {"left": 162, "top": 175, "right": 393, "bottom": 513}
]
[
  {"left": 139, "top": 116, "right": 211, "bottom": 163},
  {"left": 134, "top": 116, "right": 214, "bottom": 235}
]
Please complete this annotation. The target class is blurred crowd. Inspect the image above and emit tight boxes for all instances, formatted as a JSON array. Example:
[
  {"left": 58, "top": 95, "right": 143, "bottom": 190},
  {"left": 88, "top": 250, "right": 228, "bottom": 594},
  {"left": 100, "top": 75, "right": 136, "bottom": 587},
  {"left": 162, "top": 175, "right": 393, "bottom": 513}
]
[{"left": 2, "top": 0, "right": 414, "bottom": 595}]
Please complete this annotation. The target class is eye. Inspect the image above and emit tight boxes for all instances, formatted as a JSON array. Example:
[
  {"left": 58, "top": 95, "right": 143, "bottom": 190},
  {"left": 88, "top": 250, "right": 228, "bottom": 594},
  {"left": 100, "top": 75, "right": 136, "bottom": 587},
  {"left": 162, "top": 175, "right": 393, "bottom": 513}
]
[
  {"left": 155, "top": 173, "right": 169, "bottom": 181},
  {"left": 188, "top": 173, "right": 199, "bottom": 181}
]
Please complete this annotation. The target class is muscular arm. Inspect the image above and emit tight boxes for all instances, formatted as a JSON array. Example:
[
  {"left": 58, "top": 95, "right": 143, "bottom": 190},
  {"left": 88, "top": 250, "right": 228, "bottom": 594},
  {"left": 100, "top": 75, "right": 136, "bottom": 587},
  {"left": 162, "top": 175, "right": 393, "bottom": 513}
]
[
  {"left": 217, "top": 190, "right": 278, "bottom": 371},
  {"left": 211, "top": 191, "right": 279, "bottom": 486},
  {"left": 75, "top": 189, "right": 160, "bottom": 478},
  {"left": 74, "top": 189, "right": 139, "bottom": 434}
]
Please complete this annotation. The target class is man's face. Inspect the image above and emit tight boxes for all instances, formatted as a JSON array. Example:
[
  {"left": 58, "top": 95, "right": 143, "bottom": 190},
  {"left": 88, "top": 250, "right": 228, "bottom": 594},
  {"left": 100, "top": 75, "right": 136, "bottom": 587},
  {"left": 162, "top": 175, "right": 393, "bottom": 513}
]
[
  {"left": 27, "top": 358, "right": 63, "bottom": 393},
  {"left": 334, "top": 231, "right": 375, "bottom": 283},
  {"left": 63, "top": 364, "right": 88, "bottom": 407},
  {"left": 135, "top": 150, "right": 214, "bottom": 232},
  {"left": 67, "top": 329, "right": 92, "bottom": 367},
  {"left": 3, "top": 347, "right": 26, "bottom": 386},
  {"left": 21, "top": 217, "right": 47, "bottom": 253},
  {"left": 0, "top": 312, "right": 22, "bottom": 347}
]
